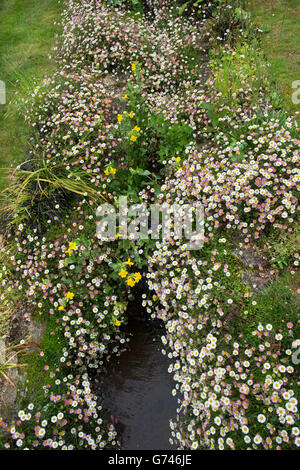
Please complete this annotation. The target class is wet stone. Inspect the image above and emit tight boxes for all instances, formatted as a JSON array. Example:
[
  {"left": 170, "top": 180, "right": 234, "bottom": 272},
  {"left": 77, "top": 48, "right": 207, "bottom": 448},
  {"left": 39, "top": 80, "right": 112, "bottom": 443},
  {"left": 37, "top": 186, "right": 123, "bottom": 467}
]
[{"left": 242, "top": 271, "right": 275, "bottom": 293}]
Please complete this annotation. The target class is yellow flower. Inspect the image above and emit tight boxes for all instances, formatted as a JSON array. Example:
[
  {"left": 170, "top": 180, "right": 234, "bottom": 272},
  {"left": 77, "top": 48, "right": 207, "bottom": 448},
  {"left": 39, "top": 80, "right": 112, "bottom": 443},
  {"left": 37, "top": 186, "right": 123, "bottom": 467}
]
[
  {"left": 125, "top": 258, "right": 134, "bottom": 266},
  {"left": 133, "top": 126, "right": 141, "bottom": 132},
  {"left": 130, "top": 135, "right": 137, "bottom": 142},
  {"left": 65, "top": 248, "right": 73, "bottom": 256},
  {"left": 66, "top": 292, "right": 74, "bottom": 300},
  {"left": 117, "top": 114, "right": 123, "bottom": 122},
  {"left": 58, "top": 305, "right": 65, "bottom": 311},
  {"left": 128, "top": 111, "right": 134, "bottom": 118},
  {"left": 118, "top": 269, "right": 128, "bottom": 278},
  {"left": 134, "top": 272, "right": 142, "bottom": 283},
  {"left": 110, "top": 167, "right": 116, "bottom": 174},
  {"left": 115, "top": 319, "right": 121, "bottom": 327},
  {"left": 123, "top": 94, "right": 128, "bottom": 99},
  {"left": 131, "top": 63, "right": 136, "bottom": 72},
  {"left": 69, "top": 241, "right": 77, "bottom": 250},
  {"left": 175, "top": 157, "right": 181, "bottom": 163},
  {"left": 104, "top": 168, "right": 110, "bottom": 176},
  {"left": 126, "top": 278, "right": 135, "bottom": 287}
]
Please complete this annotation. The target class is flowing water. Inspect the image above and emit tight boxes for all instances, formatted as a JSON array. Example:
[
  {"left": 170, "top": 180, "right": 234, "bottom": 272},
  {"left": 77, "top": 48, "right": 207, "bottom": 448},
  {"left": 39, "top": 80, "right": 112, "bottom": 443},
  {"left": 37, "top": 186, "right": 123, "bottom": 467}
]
[{"left": 99, "top": 314, "right": 178, "bottom": 450}]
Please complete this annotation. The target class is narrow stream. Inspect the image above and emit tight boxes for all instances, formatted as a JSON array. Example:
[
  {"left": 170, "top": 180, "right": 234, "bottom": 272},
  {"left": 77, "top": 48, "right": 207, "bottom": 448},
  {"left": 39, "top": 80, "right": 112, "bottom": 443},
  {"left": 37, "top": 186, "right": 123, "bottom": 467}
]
[{"left": 99, "top": 315, "right": 178, "bottom": 450}]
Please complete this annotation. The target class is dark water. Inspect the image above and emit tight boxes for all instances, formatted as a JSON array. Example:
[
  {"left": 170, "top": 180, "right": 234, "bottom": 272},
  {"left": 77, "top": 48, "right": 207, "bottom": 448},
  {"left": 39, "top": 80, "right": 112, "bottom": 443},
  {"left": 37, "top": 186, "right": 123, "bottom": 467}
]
[{"left": 100, "top": 317, "right": 178, "bottom": 450}]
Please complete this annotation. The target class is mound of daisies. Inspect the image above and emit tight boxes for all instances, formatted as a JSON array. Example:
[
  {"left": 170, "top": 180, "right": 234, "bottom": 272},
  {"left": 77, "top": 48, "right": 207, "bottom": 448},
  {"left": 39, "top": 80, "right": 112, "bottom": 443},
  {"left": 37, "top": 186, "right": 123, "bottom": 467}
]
[{"left": 146, "top": 133, "right": 299, "bottom": 450}]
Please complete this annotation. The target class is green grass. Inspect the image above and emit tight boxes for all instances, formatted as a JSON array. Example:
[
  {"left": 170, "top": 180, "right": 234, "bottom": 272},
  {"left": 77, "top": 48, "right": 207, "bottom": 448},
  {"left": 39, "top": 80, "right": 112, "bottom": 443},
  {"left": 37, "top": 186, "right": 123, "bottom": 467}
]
[
  {"left": 19, "top": 314, "right": 67, "bottom": 407},
  {"left": 247, "top": 0, "right": 300, "bottom": 118},
  {"left": 0, "top": 0, "right": 62, "bottom": 189},
  {"left": 250, "top": 270, "right": 300, "bottom": 339}
]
